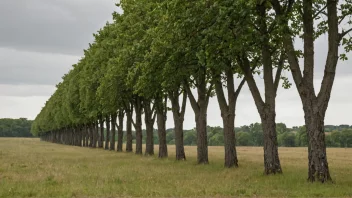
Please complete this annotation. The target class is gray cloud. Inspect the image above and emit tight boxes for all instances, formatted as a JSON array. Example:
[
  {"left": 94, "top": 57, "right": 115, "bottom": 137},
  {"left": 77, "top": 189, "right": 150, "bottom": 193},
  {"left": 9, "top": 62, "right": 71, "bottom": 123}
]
[
  {"left": 0, "top": 84, "right": 55, "bottom": 97},
  {"left": 0, "top": 96, "right": 48, "bottom": 119},
  {"left": 0, "top": 0, "right": 120, "bottom": 56},
  {"left": 0, "top": 0, "right": 351, "bottom": 128},
  {"left": 0, "top": 48, "right": 76, "bottom": 85}
]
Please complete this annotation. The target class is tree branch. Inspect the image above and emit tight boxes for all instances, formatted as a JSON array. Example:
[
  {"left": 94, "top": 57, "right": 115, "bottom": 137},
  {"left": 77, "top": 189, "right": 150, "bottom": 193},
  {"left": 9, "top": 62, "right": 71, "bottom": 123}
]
[
  {"left": 339, "top": 27, "right": 352, "bottom": 41},
  {"left": 180, "top": 90, "right": 187, "bottom": 117},
  {"left": 131, "top": 118, "right": 136, "bottom": 129},
  {"left": 282, "top": 36, "right": 303, "bottom": 89},
  {"left": 205, "top": 82, "right": 214, "bottom": 107},
  {"left": 234, "top": 77, "right": 246, "bottom": 100},
  {"left": 270, "top": 0, "right": 282, "bottom": 15},
  {"left": 313, "top": 5, "right": 328, "bottom": 19},
  {"left": 151, "top": 102, "right": 156, "bottom": 116},
  {"left": 152, "top": 111, "right": 157, "bottom": 124},
  {"left": 317, "top": 0, "right": 340, "bottom": 110},
  {"left": 163, "top": 95, "right": 168, "bottom": 118},
  {"left": 339, "top": 15, "right": 347, "bottom": 24},
  {"left": 238, "top": 55, "right": 265, "bottom": 108},
  {"left": 184, "top": 80, "right": 199, "bottom": 113},
  {"left": 214, "top": 76, "right": 228, "bottom": 112},
  {"left": 274, "top": 52, "right": 285, "bottom": 93}
]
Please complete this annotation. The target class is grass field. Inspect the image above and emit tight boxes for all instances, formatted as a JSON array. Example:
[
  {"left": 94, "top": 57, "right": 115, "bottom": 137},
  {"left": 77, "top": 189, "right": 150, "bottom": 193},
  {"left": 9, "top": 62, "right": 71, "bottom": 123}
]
[{"left": 0, "top": 138, "right": 352, "bottom": 198}]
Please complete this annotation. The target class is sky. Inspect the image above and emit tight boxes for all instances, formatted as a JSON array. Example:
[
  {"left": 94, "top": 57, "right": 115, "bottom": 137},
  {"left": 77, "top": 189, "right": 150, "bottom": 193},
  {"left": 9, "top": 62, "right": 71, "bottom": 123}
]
[{"left": 1, "top": 0, "right": 352, "bottom": 129}]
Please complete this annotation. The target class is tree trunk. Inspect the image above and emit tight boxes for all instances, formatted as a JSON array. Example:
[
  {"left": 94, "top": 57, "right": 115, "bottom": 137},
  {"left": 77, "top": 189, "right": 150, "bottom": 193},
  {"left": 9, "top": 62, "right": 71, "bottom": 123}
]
[
  {"left": 173, "top": 116, "right": 186, "bottom": 160},
  {"left": 260, "top": 109, "right": 282, "bottom": 174},
  {"left": 235, "top": 1, "right": 283, "bottom": 174},
  {"left": 126, "top": 109, "right": 133, "bottom": 152},
  {"left": 170, "top": 90, "right": 187, "bottom": 160},
  {"left": 96, "top": 121, "right": 101, "bottom": 148},
  {"left": 185, "top": 67, "right": 210, "bottom": 164},
  {"left": 157, "top": 106, "right": 168, "bottom": 158},
  {"left": 105, "top": 115, "right": 110, "bottom": 150},
  {"left": 222, "top": 113, "right": 238, "bottom": 167},
  {"left": 99, "top": 117, "right": 104, "bottom": 148},
  {"left": 117, "top": 111, "right": 125, "bottom": 152},
  {"left": 303, "top": 102, "right": 332, "bottom": 182},
  {"left": 78, "top": 126, "right": 82, "bottom": 147},
  {"left": 71, "top": 128, "right": 75, "bottom": 146},
  {"left": 85, "top": 125, "right": 89, "bottom": 147},
  {"left": 214, "top": 67, "right": 243, "bottom": 168},
  {"left": 82, "top": 127, "right": 86, "bottom": 147},
  {"left": 134, "top": 97, "right": 143, "bottom": 155},
  {"left": 75, "top": 127, "right": 80, "bottom": 146},
  {"left": 88, "top": 125, "right": 92, "bottom": 147},
  {"left": 195, "top": 110, "right": 208, "bottom": 164},
  {"left": 274, "top": 0, "right": 338, "bottom": 182},
  {"left": 144, "top": 100, "right": 155, "bottom": 156},
  {"left": 185, "top": 66, "right": 213, "bottom": 164},
  {"left": 91, "top": 123, "right": 97, "bottom": 148},
  {"left": 110, "top": 114, "right": 117, "bottom": 151}
]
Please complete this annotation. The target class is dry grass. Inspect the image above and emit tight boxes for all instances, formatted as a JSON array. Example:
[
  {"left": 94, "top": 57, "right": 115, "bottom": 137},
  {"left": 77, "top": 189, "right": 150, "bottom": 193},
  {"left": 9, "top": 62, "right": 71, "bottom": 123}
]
[{"left": 0, "top": 138, "right": 352, "bottom": 197}]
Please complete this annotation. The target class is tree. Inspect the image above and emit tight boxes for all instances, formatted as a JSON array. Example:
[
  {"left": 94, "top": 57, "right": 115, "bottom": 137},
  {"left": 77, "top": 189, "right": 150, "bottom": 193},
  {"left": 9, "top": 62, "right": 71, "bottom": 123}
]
[
  {"left": 271, "top": 0, "right": 352, "bottom": 182},
  {"left": 237, "top": 132, "right": 253, "bottom": 146},
  {"left": 1, "top": 118, "right": 33, "bottom": 137},
  {"left": 295, "top": 126, "right": 308, "bottom": 147},
  {"left": 278, "top": 132, "right": 296, "bottom": 147}
]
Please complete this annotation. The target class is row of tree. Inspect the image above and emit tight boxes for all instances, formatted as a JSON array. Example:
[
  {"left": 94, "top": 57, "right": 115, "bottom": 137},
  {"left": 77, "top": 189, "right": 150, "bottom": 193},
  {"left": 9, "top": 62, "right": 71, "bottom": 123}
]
[
  {"left": 31, "top": 0, "right": 352, "bottom": 183},
  {"left": 0, "top": 118, "right": 33, "bottom": 137},
  {"left": 112, "top": 124, "right": 352, "bottom": 147}
]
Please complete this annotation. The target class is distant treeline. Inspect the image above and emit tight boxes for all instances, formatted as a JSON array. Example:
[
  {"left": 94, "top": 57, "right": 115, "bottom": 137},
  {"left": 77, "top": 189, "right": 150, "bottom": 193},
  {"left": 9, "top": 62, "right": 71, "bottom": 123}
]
[
  {"left": 2, "top": 118, "right": 351, "bottom": 147},
  {"left": 0, "top": 118, "right": 33, "bottom": 137},
  {"left": 124, "top": 123, "right": 352, "bottom": 148}
]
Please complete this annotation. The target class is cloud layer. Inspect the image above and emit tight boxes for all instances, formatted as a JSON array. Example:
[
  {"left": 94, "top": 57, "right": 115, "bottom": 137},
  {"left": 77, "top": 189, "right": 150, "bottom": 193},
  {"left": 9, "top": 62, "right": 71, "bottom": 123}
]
[{"left": 0, "top": 0, "right": 351, "bottom": 128}]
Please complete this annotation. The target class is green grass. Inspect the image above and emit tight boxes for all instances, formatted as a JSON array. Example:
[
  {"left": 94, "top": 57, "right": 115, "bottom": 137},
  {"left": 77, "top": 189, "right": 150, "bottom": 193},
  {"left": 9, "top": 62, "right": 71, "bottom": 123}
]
[{"left": 0, "top": 138, "right": 352, "bottom": 197}]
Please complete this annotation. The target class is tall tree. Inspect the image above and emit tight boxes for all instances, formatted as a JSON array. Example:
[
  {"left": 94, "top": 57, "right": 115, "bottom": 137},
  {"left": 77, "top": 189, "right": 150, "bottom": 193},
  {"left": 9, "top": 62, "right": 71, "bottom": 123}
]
[{"left": 271, "top": 0, "right": 352, "bottom": 182}]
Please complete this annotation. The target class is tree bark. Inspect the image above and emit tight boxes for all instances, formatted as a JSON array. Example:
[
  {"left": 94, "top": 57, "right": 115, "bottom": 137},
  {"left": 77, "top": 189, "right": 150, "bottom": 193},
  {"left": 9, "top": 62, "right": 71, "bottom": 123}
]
[
  {"left": 117, "top": 111, "right": 125, "bottom": 152},
  {"left": 78, "top": 126, "right": 82, "bottom": 147},
  {"left": 261, "top": 109, "right": 282, "bottom": 174},
  {"left": 110, "top": 113, "right": 117, "bottom": 151},
  {"left": 95, "top": 121, "right": 100, "bottom": 148},
  {"left": 126, "top": 105, "right": 133, "bottom": 152},
  {"left": 169, "top": 90, "right": 187, "bottom": 160},
  {"left": 75, "top": 126, "right": 80, "bottom": 146},
  {"left": 222, "top": 115, "right": 237, "bottom": 167},
  {"left": 144, "top": 99, "right": 155, "bottom": 156},
  {"left": 156, "top": 97, "right": 168, "bottom": 158},
  {"left": 85, "top": 125, "right": 89, "bottom": 147},
  {"left": 105, "top": 115, "right": 110, "bottom": 150},
  {"left": 99, "top": 117, "right": 104, "bottom": 148},
  {"left": 134, "top": 97, "right": 143, "bottom": 155},
  {"left": 304, "top": 105, "right": 332, "bottom": 182},
  {"left": 195, "top": 110, "right": 208, "bottom": 164},
  {"left": 88, "top": 124, "right": 93, "bottom": 147},
  {"left": 91, "top": 123, "right": 97, "bottom": 148},
  {"left": 82, "top": 127, "right": 86, "bottom": 147}
]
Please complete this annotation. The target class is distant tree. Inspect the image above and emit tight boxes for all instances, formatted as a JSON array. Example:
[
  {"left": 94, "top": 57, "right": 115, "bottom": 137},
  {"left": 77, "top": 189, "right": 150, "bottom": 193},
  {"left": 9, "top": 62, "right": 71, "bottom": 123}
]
[
  {"left": 237, "top": 132, "right": 253, "bottom": 146},
  {"left": 278, "top": 132, "right": 296, "bottom": 147},
  {"left": 276, "top": 123, "right": 288, "bottom": 134},
  {"left": 249, "top": 123, "right": 264, "bottom": 146},
  {"left": 295, "top": 126, "right": 308, "bottom": 147},
  {"left": 1, "top": 118, "right": 33, "bottom": 137}
]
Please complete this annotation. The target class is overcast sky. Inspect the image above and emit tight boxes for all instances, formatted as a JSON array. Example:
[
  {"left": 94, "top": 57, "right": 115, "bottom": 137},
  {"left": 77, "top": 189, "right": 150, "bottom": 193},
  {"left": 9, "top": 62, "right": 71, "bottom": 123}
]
[{"left": 1, "top": 0, "right": 351, "bottom": 129}]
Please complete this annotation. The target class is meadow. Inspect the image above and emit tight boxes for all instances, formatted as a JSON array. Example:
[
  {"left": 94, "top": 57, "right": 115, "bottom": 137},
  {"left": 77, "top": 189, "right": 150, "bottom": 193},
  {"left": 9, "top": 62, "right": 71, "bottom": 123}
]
[{"left": 0, "top": 138, "right": 352, "bottom": 198}]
